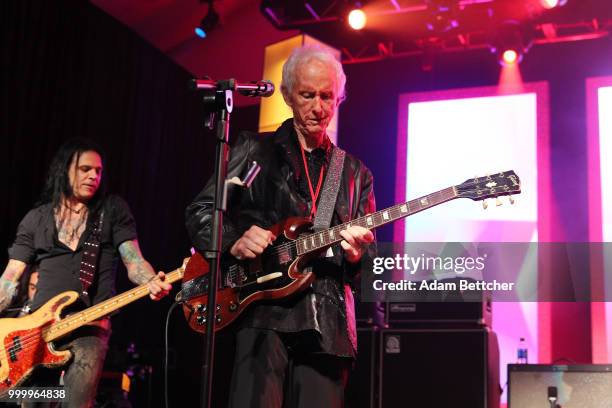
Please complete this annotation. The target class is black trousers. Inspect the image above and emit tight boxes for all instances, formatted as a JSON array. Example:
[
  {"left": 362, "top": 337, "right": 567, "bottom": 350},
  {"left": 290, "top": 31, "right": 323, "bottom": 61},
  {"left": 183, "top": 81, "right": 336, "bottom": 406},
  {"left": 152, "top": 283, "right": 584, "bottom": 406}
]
[{"left": 228, "top": 328, "right": 352, "bottom": 408}]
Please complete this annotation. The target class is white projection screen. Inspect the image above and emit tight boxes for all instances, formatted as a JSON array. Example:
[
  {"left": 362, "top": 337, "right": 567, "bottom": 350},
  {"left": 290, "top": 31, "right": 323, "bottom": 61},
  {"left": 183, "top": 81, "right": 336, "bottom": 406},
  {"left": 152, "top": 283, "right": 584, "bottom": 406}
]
[
  {"left": 394, "top": 83, "right": 550, "bottom": 403},
  {"left": 587, "top": 77, "right": 612, "bottom": 365}
]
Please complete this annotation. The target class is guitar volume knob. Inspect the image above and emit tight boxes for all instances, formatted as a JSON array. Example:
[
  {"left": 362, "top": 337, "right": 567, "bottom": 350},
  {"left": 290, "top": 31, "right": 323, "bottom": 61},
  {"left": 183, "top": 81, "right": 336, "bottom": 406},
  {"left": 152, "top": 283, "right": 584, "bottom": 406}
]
[{"left": 229, "top": 303, "right": 238, "bottom": 312}]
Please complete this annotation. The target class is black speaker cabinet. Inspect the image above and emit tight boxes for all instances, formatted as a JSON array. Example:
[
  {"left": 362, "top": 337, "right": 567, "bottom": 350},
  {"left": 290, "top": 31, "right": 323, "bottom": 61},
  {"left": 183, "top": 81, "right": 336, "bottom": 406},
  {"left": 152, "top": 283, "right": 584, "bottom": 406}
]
[
  {"left": 379, "top": 328, "right": 500, "bottom": 408},
  {"left": 346, "top": 327, "right": 379, "bottom": 408},
  {"left": 508, "top": 364, "right": 612, "bottom": 408}
]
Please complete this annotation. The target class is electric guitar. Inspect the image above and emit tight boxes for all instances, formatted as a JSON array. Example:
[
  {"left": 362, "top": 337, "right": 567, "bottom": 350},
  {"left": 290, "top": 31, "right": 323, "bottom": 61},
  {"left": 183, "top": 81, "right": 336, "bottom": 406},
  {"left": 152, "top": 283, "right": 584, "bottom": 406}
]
[
  {"left": 180, "top": 171, "right": 521, "bottom": 334},
  {"left": 0, "top": 260, "right": 187, "bottom": 394}
]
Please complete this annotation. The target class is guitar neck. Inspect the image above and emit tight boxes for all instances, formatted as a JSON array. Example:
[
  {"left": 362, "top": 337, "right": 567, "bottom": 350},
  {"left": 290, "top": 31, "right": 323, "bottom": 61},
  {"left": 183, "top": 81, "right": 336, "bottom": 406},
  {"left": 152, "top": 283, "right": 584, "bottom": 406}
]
[
  {"left": 296, "top": 185, "right": 458, "bottom": 255},
  {"left": 43, "top": 268, "right": 184, "bottom": 342}
]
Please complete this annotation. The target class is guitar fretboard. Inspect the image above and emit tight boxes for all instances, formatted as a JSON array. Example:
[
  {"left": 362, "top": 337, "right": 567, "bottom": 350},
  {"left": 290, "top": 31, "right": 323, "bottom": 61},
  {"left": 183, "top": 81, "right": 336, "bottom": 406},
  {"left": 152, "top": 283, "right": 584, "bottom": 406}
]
[
  {"left": 295, "top": 186, "right": 457, "bottom": 255},
  {"left": 42, "top": 267, "right": 184, "bottom": 342}
]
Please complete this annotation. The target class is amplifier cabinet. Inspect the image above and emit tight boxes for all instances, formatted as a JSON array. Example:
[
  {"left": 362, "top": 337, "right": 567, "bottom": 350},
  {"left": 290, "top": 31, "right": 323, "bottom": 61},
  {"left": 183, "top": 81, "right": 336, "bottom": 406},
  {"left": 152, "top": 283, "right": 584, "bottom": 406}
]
[
  {"left": 385, "top": 296, "right": 492, "bottom": 328},
  {"left": 379, "top": 327, "right": 500, "bottom": 408},
  {"left": 508, "top": 364, "right": 612, "bottom": 408}
]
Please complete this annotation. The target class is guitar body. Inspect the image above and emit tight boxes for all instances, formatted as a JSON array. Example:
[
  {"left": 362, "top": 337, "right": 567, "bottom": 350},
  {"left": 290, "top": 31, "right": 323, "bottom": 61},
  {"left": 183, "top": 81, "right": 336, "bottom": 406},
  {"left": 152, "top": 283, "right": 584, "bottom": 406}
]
[
  {"left": 0, "top": 291, "right": 78, "bottom": 392},
  {"left": 181, "top": 171, "right": 522, "bottom": 335},
  {"left": 182, "top": 217, "right": 322, "bottom": 334}
]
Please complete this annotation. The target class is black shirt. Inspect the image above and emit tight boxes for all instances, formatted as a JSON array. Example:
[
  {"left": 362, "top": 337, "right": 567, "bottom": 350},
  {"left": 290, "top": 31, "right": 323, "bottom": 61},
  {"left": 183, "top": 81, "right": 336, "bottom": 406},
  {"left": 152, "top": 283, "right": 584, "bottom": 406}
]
[{"left": 8, "top": 195, "right": 137, "bottom": 311}]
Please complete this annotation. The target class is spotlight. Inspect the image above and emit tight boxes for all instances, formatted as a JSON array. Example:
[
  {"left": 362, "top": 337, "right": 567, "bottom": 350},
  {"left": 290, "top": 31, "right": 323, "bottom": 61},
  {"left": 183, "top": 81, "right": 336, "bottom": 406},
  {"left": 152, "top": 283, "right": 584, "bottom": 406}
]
[
  {"left": 502, "top": 49, "right": 519, "bottom": 65},
  {"left": 195, "top": 0, "right": 219, "bottom": 39},
  {"left": 348, "top": 8, "right": 367, "bottom": 30},
  {"left": 540, "top": 0, "right": 568, "bottom": 9},
  {"left": 490, "top": 20, "right": 532, "bottom": 66}
]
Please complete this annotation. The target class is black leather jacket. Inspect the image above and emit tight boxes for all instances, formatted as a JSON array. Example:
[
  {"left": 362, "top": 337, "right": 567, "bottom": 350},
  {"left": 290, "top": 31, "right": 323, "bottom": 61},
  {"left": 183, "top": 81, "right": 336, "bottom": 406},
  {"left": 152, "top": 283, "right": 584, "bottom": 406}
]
[{"left": 185, "top": 119, "right": 376, "bottom": 357}]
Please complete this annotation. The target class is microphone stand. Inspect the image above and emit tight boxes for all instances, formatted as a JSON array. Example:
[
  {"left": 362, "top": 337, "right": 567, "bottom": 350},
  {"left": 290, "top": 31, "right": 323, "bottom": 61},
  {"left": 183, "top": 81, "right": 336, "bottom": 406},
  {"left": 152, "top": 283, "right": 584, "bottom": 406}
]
[
  {"left": 193, "top": 78, "right": 266, "bottom": 408},
  {"left": 548, "top": 386, "right": 559, "bottom": 408},
  {"left": 198, "top": 79, "right": 233, "bottom": 408},
  {"left": 191, "top": 79, "right": 274, "bottom": 408}
]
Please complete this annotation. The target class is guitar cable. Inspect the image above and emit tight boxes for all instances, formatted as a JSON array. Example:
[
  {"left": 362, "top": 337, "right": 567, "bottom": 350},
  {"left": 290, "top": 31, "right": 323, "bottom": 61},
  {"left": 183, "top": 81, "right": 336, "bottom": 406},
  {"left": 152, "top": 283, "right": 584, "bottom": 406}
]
[{"left": 164, "top": 301, "right": 181, "bottom": 408}]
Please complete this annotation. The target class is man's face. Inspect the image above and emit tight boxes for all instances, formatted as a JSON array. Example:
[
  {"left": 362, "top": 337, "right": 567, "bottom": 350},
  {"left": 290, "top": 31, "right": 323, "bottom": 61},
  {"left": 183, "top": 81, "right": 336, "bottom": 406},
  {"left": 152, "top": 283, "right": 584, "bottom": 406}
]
[
  {"left": 68, "top": 150, "right": 103, "bottom": 202},
  {"left": 284, "top": 59, "right": 338, "bottom": 141},
  {"left": 28, "top": 271, "right": 38, "bottom": 301}
]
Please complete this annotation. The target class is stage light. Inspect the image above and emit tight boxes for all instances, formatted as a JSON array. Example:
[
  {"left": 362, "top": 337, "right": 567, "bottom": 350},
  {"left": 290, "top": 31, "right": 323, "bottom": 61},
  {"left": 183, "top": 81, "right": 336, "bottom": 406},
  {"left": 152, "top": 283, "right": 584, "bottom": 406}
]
[
  {"left": 195, "top": 27, "right": 207, "bottom": 38},
  {"left": 195, "top": 0, "right": 219, "bottom": 39},
  {"left": 490, "top": 20, "right": 532, "bottom": 67},
  {"left": 540, "top": 0, "right": 568, "bottom": 9},
  {"left": 502, "top": 49, "right": 519, "bottom": 65},
  {"left": 348, "top": 8, "right": 367, "bottom": 30}
]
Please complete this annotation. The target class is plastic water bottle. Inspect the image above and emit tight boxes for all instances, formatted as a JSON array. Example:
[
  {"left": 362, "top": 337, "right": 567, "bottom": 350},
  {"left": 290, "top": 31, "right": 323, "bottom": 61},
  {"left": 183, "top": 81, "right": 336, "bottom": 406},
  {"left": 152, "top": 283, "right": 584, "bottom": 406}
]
[{"left": 516, "top": 337, "right": 528, "bottom": 364}]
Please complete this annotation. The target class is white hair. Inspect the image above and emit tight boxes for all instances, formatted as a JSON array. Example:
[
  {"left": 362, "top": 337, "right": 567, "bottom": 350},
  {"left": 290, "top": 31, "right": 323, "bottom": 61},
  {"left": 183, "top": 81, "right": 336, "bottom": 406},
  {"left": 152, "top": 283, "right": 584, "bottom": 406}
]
[{"left": 281, "top": 45, "right": 347, "bottom": 103}]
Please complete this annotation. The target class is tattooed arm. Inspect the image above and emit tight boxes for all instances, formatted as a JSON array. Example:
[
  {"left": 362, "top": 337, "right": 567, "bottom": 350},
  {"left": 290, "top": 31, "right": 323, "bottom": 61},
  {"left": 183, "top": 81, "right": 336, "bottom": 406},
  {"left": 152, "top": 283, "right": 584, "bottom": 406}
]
[
  {"left": 0, "top": 260, "right": 27, "bottom": 312},
  {"left": 118, "top": 240, "right": 171, "bottom": 301}
]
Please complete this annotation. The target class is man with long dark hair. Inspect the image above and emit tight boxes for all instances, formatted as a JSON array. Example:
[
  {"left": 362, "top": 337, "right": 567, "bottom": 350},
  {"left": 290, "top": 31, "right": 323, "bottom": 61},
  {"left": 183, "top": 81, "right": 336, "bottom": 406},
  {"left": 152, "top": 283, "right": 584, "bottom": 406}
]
[{"left": 0, "top": 139, "right": 172, "bottom": 407}]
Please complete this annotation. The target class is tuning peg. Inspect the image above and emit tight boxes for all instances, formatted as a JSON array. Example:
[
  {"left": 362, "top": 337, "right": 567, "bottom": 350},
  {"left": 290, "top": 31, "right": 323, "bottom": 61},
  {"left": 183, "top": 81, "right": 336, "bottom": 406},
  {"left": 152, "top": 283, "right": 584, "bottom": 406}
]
[
  {"left": 496, "top": 197, "right": 502, "bottom": 207},
  {"left": 509, "top": 195, "right": 515, "bottom": 205},
  {"left": 482, "top": 200, "right": 488, "bottom": 210}
]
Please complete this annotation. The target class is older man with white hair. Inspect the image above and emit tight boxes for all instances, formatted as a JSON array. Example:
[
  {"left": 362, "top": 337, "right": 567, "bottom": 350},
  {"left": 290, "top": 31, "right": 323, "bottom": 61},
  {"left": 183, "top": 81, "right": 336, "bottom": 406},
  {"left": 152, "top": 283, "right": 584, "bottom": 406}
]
[{"left": 186, "top": 45, "right": 377, "bottom": 408}]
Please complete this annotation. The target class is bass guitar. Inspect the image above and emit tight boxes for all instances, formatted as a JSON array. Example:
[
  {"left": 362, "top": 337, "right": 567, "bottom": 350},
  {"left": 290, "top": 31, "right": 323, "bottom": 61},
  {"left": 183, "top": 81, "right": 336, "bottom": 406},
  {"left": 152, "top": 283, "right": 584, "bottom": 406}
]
[
  {"left": 0, "top": 260, "right": 187, "bottom": 394},
  {"left": 180, "top": 171, "right": 521, "bottom": 334}
]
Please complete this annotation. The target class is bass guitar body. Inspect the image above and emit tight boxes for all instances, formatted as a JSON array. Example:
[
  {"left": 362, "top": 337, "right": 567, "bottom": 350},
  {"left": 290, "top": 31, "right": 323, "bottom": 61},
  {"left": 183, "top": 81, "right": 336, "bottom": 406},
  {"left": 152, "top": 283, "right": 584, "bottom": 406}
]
[
  {"left": 0, "top": 260, "right": 186, "bottom": 396},
  {"left": 0, "top": 291, "right": 79, "bottom": 391}
]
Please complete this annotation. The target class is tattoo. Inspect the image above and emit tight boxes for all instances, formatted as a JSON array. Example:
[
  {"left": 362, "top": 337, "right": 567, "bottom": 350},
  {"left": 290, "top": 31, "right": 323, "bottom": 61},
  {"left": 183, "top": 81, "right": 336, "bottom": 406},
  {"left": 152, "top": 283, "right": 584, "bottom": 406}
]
[
  {"left": 0, "top": 260, "right": 26, "bottom": 312},
  {"left": 55, "top": 206, "right": 88, "bottom": 250},
  {"left": 2, "top": 260, "right": 26, "bottom": 282},
  {"left": 119, "top": 240, "right": 156, "bottom": 285}
]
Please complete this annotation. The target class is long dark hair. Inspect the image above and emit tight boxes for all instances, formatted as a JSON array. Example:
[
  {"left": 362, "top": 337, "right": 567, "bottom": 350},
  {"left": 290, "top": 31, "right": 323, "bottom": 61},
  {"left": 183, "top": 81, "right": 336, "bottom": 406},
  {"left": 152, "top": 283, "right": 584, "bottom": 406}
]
[{"left": 38, "top": 138, "right": 107, "bottom": 214}]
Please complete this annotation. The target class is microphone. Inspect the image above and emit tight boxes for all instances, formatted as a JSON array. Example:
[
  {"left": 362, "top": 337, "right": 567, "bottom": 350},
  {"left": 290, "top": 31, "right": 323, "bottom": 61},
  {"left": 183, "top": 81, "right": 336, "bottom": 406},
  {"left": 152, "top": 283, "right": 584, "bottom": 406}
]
[
  {"left": 237, "top": 80, "right": 274, "bottom": 97},
  {"left": 191, "top": 79, "right": 275, "bottom": 97}
]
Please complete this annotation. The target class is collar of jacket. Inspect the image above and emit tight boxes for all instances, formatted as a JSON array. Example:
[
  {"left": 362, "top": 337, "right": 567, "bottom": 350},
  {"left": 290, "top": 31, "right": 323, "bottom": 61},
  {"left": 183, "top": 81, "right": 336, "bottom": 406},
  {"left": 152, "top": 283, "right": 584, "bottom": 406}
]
[{"left": 272, "top": 118, "right": 333, "bottom": 171}]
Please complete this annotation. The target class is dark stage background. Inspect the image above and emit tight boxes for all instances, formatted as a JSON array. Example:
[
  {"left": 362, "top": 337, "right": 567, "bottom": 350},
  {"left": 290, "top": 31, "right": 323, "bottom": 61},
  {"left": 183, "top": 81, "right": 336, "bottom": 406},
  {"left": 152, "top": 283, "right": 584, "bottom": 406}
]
[
  {"left": 2, "top": 1, "right": 612, "bottom": 406},
  {"left": 0, "top": 1, "right": 252, "bottom": 406}
]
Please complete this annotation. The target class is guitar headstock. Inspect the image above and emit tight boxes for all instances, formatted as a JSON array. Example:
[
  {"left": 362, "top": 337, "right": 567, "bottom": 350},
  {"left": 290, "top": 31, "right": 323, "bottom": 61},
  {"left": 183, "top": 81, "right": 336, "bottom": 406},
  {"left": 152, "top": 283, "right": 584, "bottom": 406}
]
[{"left": 456, "top": 171, "right": 521, "bottom": 202}]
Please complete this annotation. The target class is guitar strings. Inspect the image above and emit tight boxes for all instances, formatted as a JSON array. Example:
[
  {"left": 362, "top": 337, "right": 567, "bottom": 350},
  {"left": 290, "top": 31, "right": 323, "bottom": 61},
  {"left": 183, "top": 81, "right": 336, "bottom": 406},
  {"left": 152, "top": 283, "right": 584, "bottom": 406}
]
[
  {"left": 10, "top": 269, "right": 183, "bottom": 358},
  {"left": 225, "top": 188, "right": 457, "bottom": 285}
]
